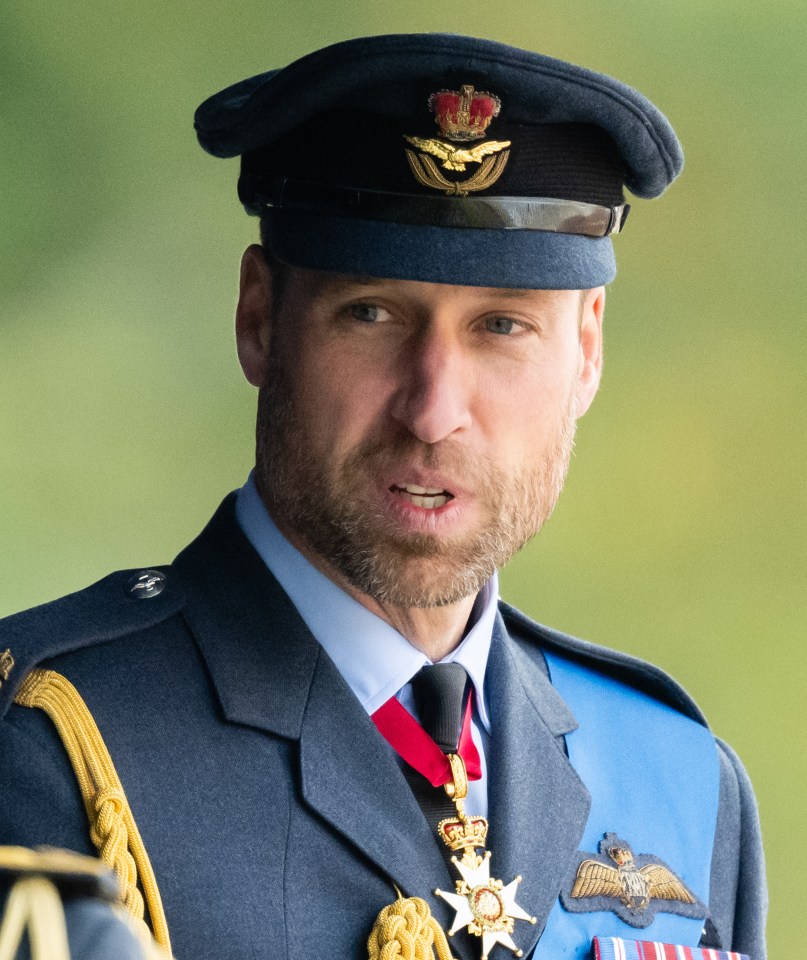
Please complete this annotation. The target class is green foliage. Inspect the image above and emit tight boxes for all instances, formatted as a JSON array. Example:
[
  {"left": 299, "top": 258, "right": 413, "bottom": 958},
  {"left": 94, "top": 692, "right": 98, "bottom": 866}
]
[{"left": 2, "top": 3, "right": 802, "bottom": 954}]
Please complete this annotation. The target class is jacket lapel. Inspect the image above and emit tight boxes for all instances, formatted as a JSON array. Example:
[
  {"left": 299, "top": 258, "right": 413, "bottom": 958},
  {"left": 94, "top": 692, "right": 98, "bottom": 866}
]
[
  {"left": 172, "top": 496, "right": 459, "bottom": 935},
  {"left": 486, "top": 613, "right": 591, "bottom": 957},
  {"left": 298, "top": 649, "right": 458, "bottom": 899}
]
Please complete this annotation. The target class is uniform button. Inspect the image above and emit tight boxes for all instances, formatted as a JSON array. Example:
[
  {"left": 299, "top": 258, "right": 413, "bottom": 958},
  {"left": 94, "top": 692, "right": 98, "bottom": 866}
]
[{"left": 127, "top": 569, "right": 167, "bottom": 599}]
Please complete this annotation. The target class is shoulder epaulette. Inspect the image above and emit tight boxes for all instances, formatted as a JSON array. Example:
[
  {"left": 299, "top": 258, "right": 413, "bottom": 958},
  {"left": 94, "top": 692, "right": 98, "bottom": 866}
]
[
  {"left": 499, "top": 602, "right": 709, "bottom": 727},
  {"left": 0, "top": 567, "right": 184, "bottom": 721}
]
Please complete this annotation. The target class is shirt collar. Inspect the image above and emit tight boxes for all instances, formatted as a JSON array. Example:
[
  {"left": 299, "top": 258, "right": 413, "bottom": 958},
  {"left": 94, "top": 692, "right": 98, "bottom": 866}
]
[{"left": 235, "top": 473, "right": 496, "bottom": 730}]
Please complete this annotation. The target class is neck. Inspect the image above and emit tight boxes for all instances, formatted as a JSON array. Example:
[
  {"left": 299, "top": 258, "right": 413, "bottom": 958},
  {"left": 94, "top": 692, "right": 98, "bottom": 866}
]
[
  {"left": 306, "top": 549, "right": 476, "bottom": 660},
  {"left": 360, "top": 594, "right": 477, "bottom": 662}
]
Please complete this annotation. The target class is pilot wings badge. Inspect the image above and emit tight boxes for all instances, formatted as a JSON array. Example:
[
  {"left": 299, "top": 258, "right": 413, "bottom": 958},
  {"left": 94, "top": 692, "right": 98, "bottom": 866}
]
[
  {"left": 560, "top": 833, "right": 708, "bottom": 929},
  {"left": 404, "top": 85, "right": 510, "bottom": 195}
]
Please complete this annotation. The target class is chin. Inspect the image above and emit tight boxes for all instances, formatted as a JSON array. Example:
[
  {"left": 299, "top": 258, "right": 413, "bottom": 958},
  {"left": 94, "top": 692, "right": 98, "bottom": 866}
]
[{"left": 336, "top": 548, "right": 496, "bottom": 609}]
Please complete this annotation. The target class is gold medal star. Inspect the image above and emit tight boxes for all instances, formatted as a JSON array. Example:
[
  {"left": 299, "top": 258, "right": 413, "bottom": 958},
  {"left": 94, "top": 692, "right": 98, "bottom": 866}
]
[{"left": 435, "top": 851, "right": 537, "bottom": 960}]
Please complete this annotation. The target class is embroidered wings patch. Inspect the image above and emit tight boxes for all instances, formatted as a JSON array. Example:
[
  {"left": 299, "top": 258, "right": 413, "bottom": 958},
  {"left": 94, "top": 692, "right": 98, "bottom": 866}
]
[{"left": 560, "top": 833, "right": 708, "bottom": 928}]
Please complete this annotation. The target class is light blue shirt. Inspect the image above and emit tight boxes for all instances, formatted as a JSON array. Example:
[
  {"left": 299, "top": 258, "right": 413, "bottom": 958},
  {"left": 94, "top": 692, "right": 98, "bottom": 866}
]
[{"left": 235, "top": 473, "right": 497, "bottom": 817}]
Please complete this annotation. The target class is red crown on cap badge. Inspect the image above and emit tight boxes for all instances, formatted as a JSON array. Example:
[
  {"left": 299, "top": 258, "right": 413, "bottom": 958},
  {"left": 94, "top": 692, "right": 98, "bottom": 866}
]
[{"left": 428, "top": 85, "right": 501, "bottom": 142}]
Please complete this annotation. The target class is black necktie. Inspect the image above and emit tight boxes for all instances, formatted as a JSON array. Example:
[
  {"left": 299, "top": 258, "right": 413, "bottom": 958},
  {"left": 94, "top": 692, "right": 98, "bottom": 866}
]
[
  {"left": 405, "top": 663, "right": 469, "bottom": 865},
  {"left": 411, "top": 662, "right": 468, "bottom": 752}
]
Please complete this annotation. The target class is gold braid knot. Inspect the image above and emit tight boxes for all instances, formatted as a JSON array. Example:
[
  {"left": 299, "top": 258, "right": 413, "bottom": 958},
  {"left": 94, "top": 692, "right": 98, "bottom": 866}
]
[
  {"left": 89, "top": 786, "right": 145, "bottom": 920},
  {"left": 368, "top": 896, "right": 455, "bottom": 960}
]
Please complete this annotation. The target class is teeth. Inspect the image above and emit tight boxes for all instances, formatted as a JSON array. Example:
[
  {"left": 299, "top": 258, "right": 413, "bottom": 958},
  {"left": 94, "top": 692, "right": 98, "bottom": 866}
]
[
  {"left": 404, "top": 483, "right": 445, "bottom": 496},
  {"left": 408, "top": 494, "right": 449, "bottom": 509},
  {"left": 391, "top": 483, "right": 452, "bottom": 509}
]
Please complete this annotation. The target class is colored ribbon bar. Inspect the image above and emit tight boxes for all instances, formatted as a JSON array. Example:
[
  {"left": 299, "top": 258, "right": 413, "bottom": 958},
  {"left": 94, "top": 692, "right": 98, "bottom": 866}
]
[
  {"left": 592, "top": 937, "right": 749, "bottom": 960},
  {"left": 372, "top": 690, "right": 481, "bottom": 787}
]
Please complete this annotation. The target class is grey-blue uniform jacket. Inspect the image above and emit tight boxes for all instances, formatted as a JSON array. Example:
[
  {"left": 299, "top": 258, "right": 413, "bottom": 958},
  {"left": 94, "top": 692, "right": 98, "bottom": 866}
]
[{"left": 0, "top": 496, "right": 767, "bottom": 959}]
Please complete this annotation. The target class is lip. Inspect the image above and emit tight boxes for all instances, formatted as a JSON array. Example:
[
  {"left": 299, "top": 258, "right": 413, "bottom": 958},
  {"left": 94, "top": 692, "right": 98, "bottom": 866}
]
[
  {"left": 377, "top": 470, "right": 475, "bottom": 533},
  {"left": 384, "top": 469, "right": 472, "bottom": 502}
]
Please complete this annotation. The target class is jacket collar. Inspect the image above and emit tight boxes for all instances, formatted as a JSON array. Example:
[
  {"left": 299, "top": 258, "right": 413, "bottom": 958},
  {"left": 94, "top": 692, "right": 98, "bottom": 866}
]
[{"left": 172, "top": 493, "right": 318, "bottom": 739}]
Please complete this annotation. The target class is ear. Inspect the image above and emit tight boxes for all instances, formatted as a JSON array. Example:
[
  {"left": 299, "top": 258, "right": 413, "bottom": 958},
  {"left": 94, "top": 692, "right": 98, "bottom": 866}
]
[
  {"left": 235, "top": 244, "right": 274, "bottom": 387},
  {"left": 573, "top": 286, "right": 605, "bottom": 419}
]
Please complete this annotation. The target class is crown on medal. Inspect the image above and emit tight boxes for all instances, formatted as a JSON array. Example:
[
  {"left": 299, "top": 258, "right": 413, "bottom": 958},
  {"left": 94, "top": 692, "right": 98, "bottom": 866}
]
[
  {"left": 427, "top": 85, "right": 501, "bottom": 142},
  {"left": 438, "top": 815, "right": 489, "bottom": 851}
]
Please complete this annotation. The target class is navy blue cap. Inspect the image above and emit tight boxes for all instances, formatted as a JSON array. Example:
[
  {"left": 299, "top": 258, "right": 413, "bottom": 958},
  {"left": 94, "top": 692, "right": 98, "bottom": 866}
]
[{"left": 195, "top": 34, "right": 683, "bottom": 289}]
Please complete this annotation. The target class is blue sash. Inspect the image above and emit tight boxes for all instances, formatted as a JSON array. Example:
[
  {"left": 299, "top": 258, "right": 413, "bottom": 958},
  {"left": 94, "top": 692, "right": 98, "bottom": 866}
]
[{"left": 531, "top": 651, "right": 720, "bottom": 959}]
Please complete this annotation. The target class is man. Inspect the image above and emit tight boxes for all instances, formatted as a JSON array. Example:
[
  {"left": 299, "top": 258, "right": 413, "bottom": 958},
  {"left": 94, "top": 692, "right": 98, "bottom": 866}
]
[{"left": 0, "top": 33, "right": 765, "bottom": 960}]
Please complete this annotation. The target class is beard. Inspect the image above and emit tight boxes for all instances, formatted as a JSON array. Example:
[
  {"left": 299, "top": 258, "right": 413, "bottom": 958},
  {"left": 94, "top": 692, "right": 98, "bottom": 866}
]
[{"left": 255, "top": 352, "right": 577, "bottom": 609}]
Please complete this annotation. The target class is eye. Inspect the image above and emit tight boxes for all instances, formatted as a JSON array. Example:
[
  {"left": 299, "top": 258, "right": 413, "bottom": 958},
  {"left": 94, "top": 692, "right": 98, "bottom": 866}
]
[
  {"left": 484, "top": 316, "right": 518, "bottom": 336},
  {"left": 350, "top": 303, "right": 386, "bottom": 324}
]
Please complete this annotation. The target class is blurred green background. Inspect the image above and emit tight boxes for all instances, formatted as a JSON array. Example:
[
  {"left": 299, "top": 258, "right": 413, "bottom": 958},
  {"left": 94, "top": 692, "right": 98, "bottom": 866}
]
[{"left": 1, "top": 0, "right": 803, "bottom": 954}]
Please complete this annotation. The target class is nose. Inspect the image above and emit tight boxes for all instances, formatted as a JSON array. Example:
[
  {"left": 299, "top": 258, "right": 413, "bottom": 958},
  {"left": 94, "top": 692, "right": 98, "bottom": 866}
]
[{"left": 390, "top": 326, "right": 473, "bottom": 444}]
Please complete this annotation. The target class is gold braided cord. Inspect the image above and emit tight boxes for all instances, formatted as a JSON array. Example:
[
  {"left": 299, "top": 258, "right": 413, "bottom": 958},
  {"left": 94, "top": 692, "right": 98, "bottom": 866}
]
[
  {"left": 367, "top": 896, "right": 455, "bottom": 960},
  {"left": 0, "top": 877, "right": 70, "bottom": 960},
  {"left": 13, "top": 669, "right": 172, "bottom": 955}
]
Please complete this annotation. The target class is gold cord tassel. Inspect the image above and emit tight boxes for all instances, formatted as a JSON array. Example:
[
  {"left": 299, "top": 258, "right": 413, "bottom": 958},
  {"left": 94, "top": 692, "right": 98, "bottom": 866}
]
[
  {"left": 13, "top": 669, "right": 172, "bottom": 955},
  {"left": 368, "top": 895, "right": 455, "bottom": 960}
]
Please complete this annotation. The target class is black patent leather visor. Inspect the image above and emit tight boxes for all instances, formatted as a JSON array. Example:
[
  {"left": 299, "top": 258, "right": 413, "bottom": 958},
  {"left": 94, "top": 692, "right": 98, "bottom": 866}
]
[{"left": 248, "top": 178, "right": 630, "bottom": 237}]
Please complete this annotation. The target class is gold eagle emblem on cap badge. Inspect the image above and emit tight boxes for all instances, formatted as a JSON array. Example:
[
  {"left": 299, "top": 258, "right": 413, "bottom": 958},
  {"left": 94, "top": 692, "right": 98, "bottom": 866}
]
[{"left": 404, "top": 85, "right": 510, "bottom": 196}]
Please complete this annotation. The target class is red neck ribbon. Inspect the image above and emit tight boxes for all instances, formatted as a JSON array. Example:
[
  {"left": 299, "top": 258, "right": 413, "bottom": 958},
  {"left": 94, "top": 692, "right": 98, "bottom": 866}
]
[{"left": 371, "top": 691, "right": 482, "bottom": 788}]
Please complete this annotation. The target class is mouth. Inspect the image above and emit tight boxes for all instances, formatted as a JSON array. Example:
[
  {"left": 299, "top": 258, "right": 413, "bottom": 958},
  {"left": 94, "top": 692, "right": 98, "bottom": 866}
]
[{"left": 390, "top": 483, "right": 455, "bottom": 510}]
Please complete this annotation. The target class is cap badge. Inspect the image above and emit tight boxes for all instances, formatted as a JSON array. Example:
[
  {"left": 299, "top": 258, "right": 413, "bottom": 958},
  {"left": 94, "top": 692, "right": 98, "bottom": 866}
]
[
  {"left": 404, "top": 84, "right": 510, "bottom": 196},
  {"left": 560, "top": 833, "right": 707, "bottom": 929}
]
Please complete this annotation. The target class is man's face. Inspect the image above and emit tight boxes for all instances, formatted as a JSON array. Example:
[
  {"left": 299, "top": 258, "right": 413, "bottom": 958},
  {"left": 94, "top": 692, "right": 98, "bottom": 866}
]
[{"left": 239, "top": 254, "right": 603, "bottom": 609}]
